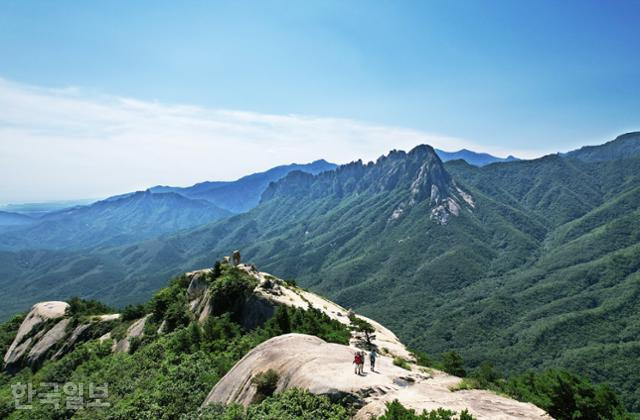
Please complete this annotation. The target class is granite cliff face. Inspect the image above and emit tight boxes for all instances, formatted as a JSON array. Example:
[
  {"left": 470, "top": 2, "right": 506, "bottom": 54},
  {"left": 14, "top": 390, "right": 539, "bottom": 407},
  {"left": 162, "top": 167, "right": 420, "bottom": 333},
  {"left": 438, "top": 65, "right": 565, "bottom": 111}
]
[
  {"left": 261, "top": 145, "right": 474, "bottom": 225},
  {"left": 3, "top": 302, "right": 122, "bottom": 372},
  {"left": 3, "top": 301, "right": 69, "bottom": 370}
]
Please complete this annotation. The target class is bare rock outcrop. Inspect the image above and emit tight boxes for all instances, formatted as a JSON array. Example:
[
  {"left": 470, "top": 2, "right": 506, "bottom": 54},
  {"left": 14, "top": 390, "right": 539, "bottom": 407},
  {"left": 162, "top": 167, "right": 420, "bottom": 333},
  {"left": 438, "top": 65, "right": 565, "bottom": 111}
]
[
  {"left": 232, "top": 250, "right": 241, "bottom": 265},
  {"left": 113, "top": 315, "right": 150, "bottom": 353},
  {"left": 183, "top": 264, "right": 412, "bottom": 361},
  {"left": 238, "top": 295, "right": 276, "bottom": 330},
  {"left": 26, "top": 318, "right": 70, "bottom": 366},
  {"left": 186, "top": 272, "right": 215, "bottom": 323},
  {"left": 51, "top": 322, "right": 92, "bottom": 359},
  {"left": 204, "top": 334, "right": 551, "bottom": 420},
  {"left": 3, "top": 301, "right": 125, "bottom": 371},
  {"left": 4, "top": 262, "right": 551, "bottom": 418},
  {"left": 248, "top": 268, "right": 412, "bottom": 360},
  {"left": 187, "top": 272, "right": 208, "bottom": 299},
  {"left": 3, "top": 301, "right": 69, "bottom": 369},
  {"left": 3, "top": 337, "right": 34, "bottom": 367}
]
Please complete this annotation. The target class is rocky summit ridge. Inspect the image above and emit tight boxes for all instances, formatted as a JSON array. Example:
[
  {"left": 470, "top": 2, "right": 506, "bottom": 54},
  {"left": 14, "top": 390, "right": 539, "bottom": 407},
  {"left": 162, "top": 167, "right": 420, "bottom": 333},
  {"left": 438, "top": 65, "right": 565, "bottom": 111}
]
[
  {"left": 262, "top": 145, "right": 474, "bottom": 225},
  {"left": 3, "top": 258, "right": 549, "bottom": 419}
]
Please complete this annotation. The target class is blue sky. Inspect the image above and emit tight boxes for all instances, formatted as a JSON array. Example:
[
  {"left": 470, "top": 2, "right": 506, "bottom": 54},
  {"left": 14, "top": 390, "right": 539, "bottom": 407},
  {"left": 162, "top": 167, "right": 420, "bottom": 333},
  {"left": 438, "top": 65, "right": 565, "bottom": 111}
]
[{"left": 1, "top": 1, "right": 639, "bottom": 202}]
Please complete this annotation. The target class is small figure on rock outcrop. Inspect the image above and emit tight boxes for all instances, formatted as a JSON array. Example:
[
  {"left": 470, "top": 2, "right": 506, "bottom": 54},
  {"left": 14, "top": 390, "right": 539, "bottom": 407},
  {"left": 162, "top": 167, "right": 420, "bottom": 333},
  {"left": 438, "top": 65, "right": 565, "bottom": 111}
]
[
  {"left": 223, "top": 256, "right": 230, "bottom": 264},
  {"left": 370, "top": 348, "right": 378, "bottom": 372},
  {"left": 353, "top": 352, "right": 362, "bottom": 375},
  {"left": 232, "top": 250, "right": 241, "bottom": 266}
]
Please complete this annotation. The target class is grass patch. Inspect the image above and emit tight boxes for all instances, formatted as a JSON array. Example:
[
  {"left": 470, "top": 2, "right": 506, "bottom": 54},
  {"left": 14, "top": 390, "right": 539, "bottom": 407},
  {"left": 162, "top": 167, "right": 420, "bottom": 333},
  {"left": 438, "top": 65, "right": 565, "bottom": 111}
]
[
  {"left": 393, "top": 357, "right": 411, "bottom": 370},
  {"left": 252, "top": 369, "right": 279, "bottom": 403}
]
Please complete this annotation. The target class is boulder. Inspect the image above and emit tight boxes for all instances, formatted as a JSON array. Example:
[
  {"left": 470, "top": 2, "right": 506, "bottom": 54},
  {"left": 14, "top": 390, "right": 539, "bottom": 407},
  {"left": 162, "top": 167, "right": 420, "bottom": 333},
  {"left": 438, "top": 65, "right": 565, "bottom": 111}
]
[
  {"left": 26, "top": 318, "right": 70, "bottom": 366},
  {"left": 3, "top": 337, "right": 33, "bottom": 367},
  {"left": 204, "top": 334, "right": 551, "bottom": 420},
  {"left": 232, "top": 250, "right": 241, "bottom": 265},
  {"left": 52, "top": 323, "right": 92, "bottom": 360},
  {"left": 113, "top": 315, "right": 150, "bottom": 353},
  {"left": 187, "top": 272, "right": 207, "bottom": 299},
  {"left": 196, "top": 289, "right": 213, "bottom": 323},
  {"left": 95, "top": 313, "right": 121, "bottom": 322},
  {"left": 3, "top": 301, "right": 69, "bottom": 369}
]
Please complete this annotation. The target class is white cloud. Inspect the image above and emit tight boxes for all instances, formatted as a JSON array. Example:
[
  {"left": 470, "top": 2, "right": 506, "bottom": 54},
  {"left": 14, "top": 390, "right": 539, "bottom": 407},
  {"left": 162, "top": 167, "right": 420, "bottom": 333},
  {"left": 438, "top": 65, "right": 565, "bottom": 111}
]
[{"left": 0, "top": 78, "right": 538, "bottom": 204}]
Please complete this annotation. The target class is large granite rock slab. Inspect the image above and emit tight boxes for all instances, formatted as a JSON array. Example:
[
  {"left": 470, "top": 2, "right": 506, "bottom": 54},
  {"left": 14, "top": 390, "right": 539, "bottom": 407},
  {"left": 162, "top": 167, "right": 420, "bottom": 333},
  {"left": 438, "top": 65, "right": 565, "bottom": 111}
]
[{"left": 204, "top": 334, "right": 551, "bottom": 420}]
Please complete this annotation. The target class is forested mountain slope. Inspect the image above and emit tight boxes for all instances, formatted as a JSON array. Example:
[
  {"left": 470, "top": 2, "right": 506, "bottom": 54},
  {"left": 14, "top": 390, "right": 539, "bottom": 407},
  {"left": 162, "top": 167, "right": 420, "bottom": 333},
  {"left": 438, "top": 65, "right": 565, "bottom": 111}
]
[
  {"left": 435, "top": 148, "right": 519, "bottom": 166},
  {"left": 2, "top": 135, "right": 640, "bottom": 409},
  {"left": 565, "top": 131, "right": 640, "bottom": 162},
  {"left": 0, "top": 211, "right": 33, "bottom": 230},
  {"left": 0, "top": 160, "right": 337, "bottom": 254},
  {"left": 149, "top": 159, "right": 337, "bottom": 213},
  {"left": 0, "top": 191, "right": 231, "bottom": 251}
]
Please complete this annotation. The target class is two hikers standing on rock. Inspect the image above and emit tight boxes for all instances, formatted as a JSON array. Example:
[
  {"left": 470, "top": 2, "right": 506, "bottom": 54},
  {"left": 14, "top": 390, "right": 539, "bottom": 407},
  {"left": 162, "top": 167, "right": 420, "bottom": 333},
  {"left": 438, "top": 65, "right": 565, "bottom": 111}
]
[{"left": 353, "top": 349, "right": 377, "bottom": 375}]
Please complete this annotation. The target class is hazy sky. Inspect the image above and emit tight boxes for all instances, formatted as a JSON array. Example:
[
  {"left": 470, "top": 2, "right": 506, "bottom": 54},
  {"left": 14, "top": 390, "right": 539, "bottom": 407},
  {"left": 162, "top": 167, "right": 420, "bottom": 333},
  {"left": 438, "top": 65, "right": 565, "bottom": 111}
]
[{"left": 1, "top": 0, "right": 639, "bottom": 203}]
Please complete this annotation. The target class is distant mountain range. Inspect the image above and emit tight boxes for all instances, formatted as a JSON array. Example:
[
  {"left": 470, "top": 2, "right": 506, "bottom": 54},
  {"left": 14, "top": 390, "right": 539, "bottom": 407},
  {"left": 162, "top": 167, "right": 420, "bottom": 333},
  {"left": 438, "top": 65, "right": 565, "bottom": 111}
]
[
  {"left": 0, "top": 199, "right": 97, "bottom": 216},
  {"left": 0, "top": 160, "right": 337, "bottom": 251},
  {"left": 2, "top": 131, "right": 640, "bottom": 409},
  {"left": 0, "top": 211, "right": 33, "bottom": 228},
  {"left": 149, "top": 159, "right": 337, "bottom": 213},
  {"left": 435, "top": 148, "right": 519, "bottom": 166},
  {"left": 0, "top": 191, "right": 231, "bottom": 250},
  {"left": 563, "top": 131, "right": 640, "bottom": 162}
]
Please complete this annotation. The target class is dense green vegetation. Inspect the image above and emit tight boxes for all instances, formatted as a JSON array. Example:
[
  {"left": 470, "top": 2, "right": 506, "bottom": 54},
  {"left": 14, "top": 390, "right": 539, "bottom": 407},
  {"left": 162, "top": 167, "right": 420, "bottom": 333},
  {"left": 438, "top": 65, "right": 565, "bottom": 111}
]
[
  {"left": 441, "top": 351, "right": 466, "bottom": 377},
  {"left": 251, "top": 369, "right": 280, "bottom": 402},
  {"left": 0, "top": 267, "right": 353, "bottom": 419},
  {"left": 2, "top": 133, "right": 640, "bottom": 411},
  {"left": 454, "top": 367, "right": 632, "bottom": 420},
  {"left": 66, "top": 297, "right": 114, "bottom": 317},
  {"left": 392, "top": 357, "right": 411, "bottom": 370},
  {"left": 502, "top": 370, "right": 630, "bottom": 420},
  {"left": 190, "top": 392, "right": 478, "bottom": 420},
  {"left": 192, "top": 388, "right": 350, "bottom": 419},
  {"left": 416, "top": 343, "right": 633, "bottom": 419},
  {"left": 378, "top": 400, "right": 475, "bottom": 420},
  {"left": 0, "top": 315, "right": 24, "bottom": 359},
  {"left": 1, "top": 264, "right": 637, "bottom": 418}
]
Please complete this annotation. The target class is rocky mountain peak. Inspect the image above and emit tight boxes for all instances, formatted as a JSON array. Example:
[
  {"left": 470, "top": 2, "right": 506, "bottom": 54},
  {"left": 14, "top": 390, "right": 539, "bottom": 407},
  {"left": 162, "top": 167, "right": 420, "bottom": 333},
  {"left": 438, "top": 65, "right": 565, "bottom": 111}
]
[
  {"left": 379, "top": 145, "right": 474, "bottom": 224},
  {"left": 261, "top": 144, "right": 474, "bottom": 224}
]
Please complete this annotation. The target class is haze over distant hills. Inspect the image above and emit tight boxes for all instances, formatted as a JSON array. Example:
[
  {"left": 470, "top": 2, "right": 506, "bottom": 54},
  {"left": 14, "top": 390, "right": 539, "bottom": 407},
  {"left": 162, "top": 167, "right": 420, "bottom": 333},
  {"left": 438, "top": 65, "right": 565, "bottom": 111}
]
[
  {"left": 435, "top": 148, "right": 519, "bottom": 166},
  {"left": 0, "top": 159, "right": 336, "bottom": 252},
  {"left": 0, "top": 191, "right": 232, "bottom": 250},
  {"left": 0, "top": 211, "right": 33, "bottom": 228},
  {"left": 0, "top": 199, "right": 96, "bottom": 216},
  {"left": 149, "top": 159, "right": 337, "bottom": 213}
]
